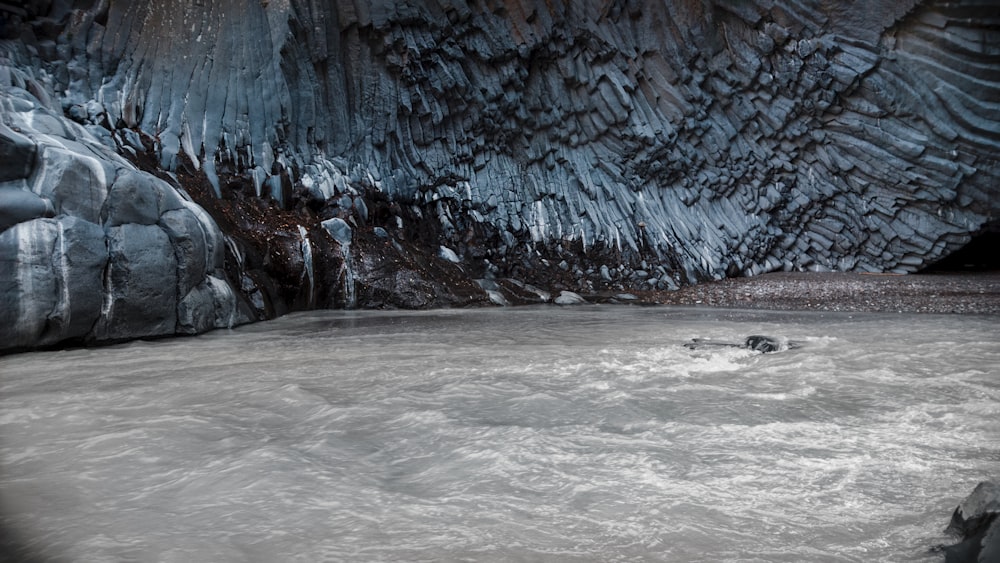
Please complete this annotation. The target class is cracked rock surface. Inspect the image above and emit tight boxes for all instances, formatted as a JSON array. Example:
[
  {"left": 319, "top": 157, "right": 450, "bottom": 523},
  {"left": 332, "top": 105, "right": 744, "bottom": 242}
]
[{"left": 1, "top": 0, "right": 999, "bottom": 350}]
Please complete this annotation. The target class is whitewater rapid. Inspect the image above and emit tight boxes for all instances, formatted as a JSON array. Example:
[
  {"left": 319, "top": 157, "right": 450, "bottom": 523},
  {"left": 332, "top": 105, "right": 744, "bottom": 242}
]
[{"left": 1, "top": 306, "right": 997, "bottom": 561}]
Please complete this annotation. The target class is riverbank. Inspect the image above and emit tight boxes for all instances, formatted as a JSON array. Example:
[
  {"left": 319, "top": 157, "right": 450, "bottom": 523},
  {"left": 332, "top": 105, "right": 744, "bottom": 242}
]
[{"left": 630, "top": 271, "right": 1000, "bottom": 315}]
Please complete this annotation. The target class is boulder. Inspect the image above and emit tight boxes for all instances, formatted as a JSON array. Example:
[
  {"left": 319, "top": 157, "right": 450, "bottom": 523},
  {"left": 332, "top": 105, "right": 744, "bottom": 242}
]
[
  {"left": 177, "top": 275, "right": 240, "bottom": 335},
  {"left": 554, "top": 291, "right": 587, "bottom": 305},
  {"left": 93, "top": 223, "right": 178, "bottom": 340},
  {"left": 0, "top": 219, "right": 60, "bottom": 349},
  {"left": 159, "top": 207, "right": 209, "bottom": 297},
  {"left": 41, "top": 216, "right": 108, "bottom": 345},
  {"left": 0, "top": 215, "right": 104, "bottom": 349},
  {"left": 941, "top": 481, "right": 1000, "bottom": 563},
  {"left": 102, "top": 169, "right": 185, "bottom": 227},
  {"left": 31, "top": 145, "right": 109, "bottom": 223},
  {"left": 0, "top": 122, "right": 36, "bottom": 181},
  {"left": 0, "top": 186, "right": 53, "bottom": 231}
]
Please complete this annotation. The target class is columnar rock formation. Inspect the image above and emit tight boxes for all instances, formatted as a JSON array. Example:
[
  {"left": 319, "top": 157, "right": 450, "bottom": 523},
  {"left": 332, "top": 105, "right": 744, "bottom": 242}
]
[
  {"left": 0, "top": 75, "right": 246, "bottom": 349},
  {"left": 1, "top": 0, "right": 998, "bottom": 350}
]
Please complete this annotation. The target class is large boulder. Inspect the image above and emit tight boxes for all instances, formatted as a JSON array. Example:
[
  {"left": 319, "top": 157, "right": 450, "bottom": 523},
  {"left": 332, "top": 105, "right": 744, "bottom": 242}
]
[
  {"left": 30, "top": 145, "right": 109, "bottom": 224},
  {"left": 0, "top": 219, "right": 61, "bottom": 349},
  {"left": 0, "top": 186, "right": 53, "bottom": 231},
  {"left": 0, "top": 73, "right": 245, "bottom": 352},
  {"left": 941, "top": 481, "right": 1000, "bottom": 563},
  {"left": 93, "top": 223, "right": 178, "bottom": 341},
  {"left": 0, "top": 122, "right": 35, "bottom": 181},
  {"left": 0, "top": 216, "right": 106, "bottom": 348},
  {"left": 103, "top": 169, "right": 186, "bottom": 227}
]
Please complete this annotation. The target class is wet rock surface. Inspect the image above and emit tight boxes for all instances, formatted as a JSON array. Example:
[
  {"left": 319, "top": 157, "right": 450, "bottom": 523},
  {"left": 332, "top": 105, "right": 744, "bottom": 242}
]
[
  {"left": 938, "top": 481, "right": 1000, "bottom": 563},
  {"left": 2, "top": 0, "right": 1000, "bottom": 351},
  {"left": 0, "top": 74, "right": 245, "bottom": 353}
]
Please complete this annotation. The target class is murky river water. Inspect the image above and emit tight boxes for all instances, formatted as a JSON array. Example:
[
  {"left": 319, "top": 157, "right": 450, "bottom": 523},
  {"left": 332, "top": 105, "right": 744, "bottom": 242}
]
[{"left": 1, "top": 306, "right": 997, "bottom": 561}]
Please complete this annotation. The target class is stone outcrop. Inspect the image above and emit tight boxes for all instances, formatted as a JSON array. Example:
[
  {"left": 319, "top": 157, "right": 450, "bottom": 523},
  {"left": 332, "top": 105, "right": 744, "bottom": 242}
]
[
  {"left": 939, "top": 481, "right": 999, "bottom": 563},
  {"left": 1, "top": 0, "right": 999, "bottom": 350},
  {"left": 0, "top": 67, "right": 246, "bottom": 351}
]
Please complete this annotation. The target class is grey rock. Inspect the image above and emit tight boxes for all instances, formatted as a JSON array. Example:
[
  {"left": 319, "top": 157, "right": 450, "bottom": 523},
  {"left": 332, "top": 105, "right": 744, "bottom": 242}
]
[
  {"left": 177, "top": 275, "right": 240, "bottom": 335},
  {"left": 322, "top": 218, "right": 353, "bottom": 246},
  {"left": 0, "top": 122, "right": 36, "bottom": 181},
  {"left": 45, "top": 216, "right": 108, "bottom": 345},
  {"left": 554, "top": 290, "right": 586, "bottom": 305},
  {"left": 0, "top": 219, "right": 61, "bottom": 349},
  {"left": 31, "top": 145, "right": 109, "bottom": 223},
  {"left": 95, "top": 223, "right": 178, "bottom": 340},
  {"left": 0, "top": 186, "right": 54, "bottom": 231},
  {"left": 685, "top": 335, "right": 797, "bottom": 354},
  {"left": 103, "top": 169, "right": 185, "bottom": 227},
  {"left": 438, "top": 245, "right": 460, "bottom": 263},
  {"left": 940, "top": 481, "right": 1000, "bottom": 563},
  {"left": 159, "top": 207, "right": 209, "bottom": 297},
  {"left": 0, "top": 215, "right": 106, "bottom": 348}
]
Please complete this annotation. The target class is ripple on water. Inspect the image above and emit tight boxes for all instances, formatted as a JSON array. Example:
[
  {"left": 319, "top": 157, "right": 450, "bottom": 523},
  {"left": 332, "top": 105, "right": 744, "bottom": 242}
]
[{"left": 0, "top": 307, "right": 996, "bottom": 561}]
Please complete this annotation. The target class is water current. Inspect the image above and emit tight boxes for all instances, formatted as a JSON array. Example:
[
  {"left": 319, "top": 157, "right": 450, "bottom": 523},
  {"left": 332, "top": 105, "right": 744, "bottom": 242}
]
[{"left": 1, "top": 306, "right": 997, "bottom": 562}]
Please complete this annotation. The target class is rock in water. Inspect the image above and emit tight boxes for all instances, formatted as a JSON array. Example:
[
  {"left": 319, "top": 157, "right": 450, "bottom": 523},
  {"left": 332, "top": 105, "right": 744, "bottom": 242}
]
[
  {"left": 940, "top": 481, "right": 1000, "bottom": 563},
  {"left": 744, "top": 335, "right": 784, "bottom": 354},
  {"left": 685, "top": 335, "right": 795, "bottom": 353}
]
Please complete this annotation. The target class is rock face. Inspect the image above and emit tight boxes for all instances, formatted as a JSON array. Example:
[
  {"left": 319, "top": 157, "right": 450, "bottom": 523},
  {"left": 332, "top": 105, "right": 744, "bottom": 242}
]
[
  {"left": 0, "top": 70, "right": 246, "bottom": 351},
  {"left": 2, "top": 0, "right": 999, "bottom": 350},
  {"left": 940, "top": 481, "right": 1000, "bottom": 563}
]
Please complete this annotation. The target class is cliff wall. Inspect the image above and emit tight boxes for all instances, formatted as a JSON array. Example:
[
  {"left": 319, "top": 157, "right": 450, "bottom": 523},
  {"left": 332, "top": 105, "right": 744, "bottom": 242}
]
[{"left": 1, "top": 0, "right": 998, "bottom": 350}]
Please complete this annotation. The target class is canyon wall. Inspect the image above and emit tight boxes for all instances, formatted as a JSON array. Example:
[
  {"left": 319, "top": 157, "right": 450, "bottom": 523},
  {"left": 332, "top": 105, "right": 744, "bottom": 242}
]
[{"left": 1, "top": 0, "right": 998, "bottom": 350}]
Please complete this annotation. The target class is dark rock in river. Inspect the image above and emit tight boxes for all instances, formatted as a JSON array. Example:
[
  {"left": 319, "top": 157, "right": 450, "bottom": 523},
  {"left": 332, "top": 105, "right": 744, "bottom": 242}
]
[
  {"left": 939, "top": 481, "right": 1000, "bottom": 563},
  {"left": 684, "top": 335, "right": 794, "bottom": 353},
  {"left": 743, "top": 335, "right": 786, "bottom": 354},
  {"left": 1, "top": 0, "right": 999, "bottom": 350}
]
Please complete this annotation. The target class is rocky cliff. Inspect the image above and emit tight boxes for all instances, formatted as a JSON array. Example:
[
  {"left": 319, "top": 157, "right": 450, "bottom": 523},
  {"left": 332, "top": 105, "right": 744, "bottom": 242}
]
[{"left": 1, "top": 0, "right": 998, "bottom": 351}]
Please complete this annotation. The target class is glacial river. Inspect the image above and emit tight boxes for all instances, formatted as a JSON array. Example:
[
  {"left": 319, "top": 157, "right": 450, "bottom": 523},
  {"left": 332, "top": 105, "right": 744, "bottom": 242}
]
[{"left": 1, "top": 306, "right": 997, "bottom": 562}]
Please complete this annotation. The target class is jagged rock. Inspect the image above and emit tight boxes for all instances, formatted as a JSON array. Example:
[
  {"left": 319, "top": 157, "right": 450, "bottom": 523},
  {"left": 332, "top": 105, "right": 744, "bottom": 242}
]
[
  {"left": 940, "top": 481, "right": 1000, "bottom": 563},
  {"left": 1, "top": 0, "right": 999, "bottom": 350},
  {"left": 322, "top": 218, "right": 353, "bottom": 246},
  {"left": 0, "top": 63, "right": 244, "bottom": 352}
]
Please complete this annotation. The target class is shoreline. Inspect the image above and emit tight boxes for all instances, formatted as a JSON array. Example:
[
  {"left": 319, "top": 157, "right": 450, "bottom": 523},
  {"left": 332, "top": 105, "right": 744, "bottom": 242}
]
[{"left": 634, "top": 270, "right": 1000, "bottom": 315}]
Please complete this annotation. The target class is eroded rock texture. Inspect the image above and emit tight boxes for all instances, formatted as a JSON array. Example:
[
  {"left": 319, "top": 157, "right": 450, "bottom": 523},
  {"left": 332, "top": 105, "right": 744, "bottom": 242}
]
[
  {"left": 0, "top": 67, "right": 247, "bottom": 351},
  {"left": 1, "top": 0, "right": 999, "bottom": 350}
]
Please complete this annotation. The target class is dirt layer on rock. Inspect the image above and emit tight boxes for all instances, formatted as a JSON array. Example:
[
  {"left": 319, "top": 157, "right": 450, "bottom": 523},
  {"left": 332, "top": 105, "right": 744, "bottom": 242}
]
[{"left": 625, "top": 271, "right": 1000, "bottom": 315}]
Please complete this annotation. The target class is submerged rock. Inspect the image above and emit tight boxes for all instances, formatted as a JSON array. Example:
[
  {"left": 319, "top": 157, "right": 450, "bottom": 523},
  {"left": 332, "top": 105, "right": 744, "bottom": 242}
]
[
  {"left": 744, "top": 335, "right": 786, "bottom": 354},
  {"left": 685, "top": 335, "right": 795, "bottom": 354}
]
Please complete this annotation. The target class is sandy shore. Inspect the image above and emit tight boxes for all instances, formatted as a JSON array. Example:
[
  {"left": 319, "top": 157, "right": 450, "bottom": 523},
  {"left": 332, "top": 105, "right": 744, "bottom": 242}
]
[{"left": 640, "top": 271, "right": 1000, "bottom": 315}]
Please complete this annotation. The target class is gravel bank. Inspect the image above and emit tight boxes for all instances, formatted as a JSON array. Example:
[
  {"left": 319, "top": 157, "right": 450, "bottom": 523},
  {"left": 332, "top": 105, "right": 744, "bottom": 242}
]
[{"left": 643, "top": 271, "right": 1000, "bottom": 315}]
